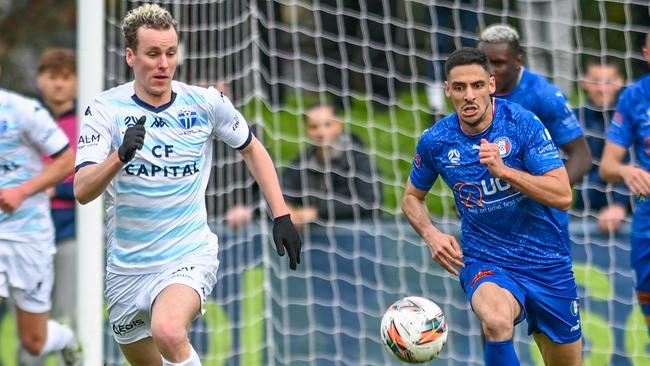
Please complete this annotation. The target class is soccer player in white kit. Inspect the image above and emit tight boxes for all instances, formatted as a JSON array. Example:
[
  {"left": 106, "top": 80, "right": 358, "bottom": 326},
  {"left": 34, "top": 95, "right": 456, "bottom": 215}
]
[
  {"left": 73, "top": 4, "right": 302, "bottom": 366},
  {"left": 0, "top": 89, "right": 81, "bottom": 365}
]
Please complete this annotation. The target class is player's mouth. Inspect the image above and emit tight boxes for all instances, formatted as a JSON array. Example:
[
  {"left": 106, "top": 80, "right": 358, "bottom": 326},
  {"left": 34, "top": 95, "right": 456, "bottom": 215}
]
[{"left": 461, "top": 105, "right": 479, "bottom": 118}]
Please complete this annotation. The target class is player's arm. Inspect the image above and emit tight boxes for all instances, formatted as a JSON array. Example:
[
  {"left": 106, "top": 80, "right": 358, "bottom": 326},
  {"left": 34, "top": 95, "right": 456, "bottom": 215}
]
[
  {"left": 74, "top": 152, "right": 124, "bottom": 204},
  {"left": 75, "top": 116, "right": 146, "bottom": 204},
  {"left": 240, "top": 135, "right": 302, "bottom": 270},
  {"left": 0, "top": 148, "right": 74, "bottom": 213},
  {"left": 479, "top": 138, "right": 572, "bottom": 210},
  {"left": 559, "top": 136, "right": 592, "bottom": 186},
  {"left": 401, "top": 179, "right": 463, "bottom": 276},
  {"left": 600, "top": 141, "right": 650, "bottom": 196}
]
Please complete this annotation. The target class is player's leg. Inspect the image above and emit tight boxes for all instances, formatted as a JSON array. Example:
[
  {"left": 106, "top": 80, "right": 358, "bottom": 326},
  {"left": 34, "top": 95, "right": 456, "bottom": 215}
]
[
  {"left": 151, "top": 284, "right": 202, "bottom": 364},
  {"left": 631, "top": 237, "right": 650, "bottom": 336},
  {"left": 107, "top": 271, "right": 163, "bottom": 366},
  {"left": 460, "top": 263, "right": 525, "bottom": 366},
  {"left": 533, "top": 332, "right": 582, "bottom": 366},
  {"left": 149, "top": 246, "right": 220, "bottom": 365},
  {"left": 14, "top": 308, "right": 48, "bottom": 355},
  {"left": 118, "top": 337, "right": 162, "bottom": 366},
  {"left": 9, "top": 244, "right": 81, "bottom": 365},
  {"left": 524, "top": 265, "right": 582, "bottom": 366}
]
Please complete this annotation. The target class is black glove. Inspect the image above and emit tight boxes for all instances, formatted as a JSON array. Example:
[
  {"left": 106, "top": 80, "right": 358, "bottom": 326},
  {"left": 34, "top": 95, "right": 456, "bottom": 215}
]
[
  {"left": 273, "top": 214, "right": 302, "bottom": 270},
  {"left": 118, "top": 116, "right": 146, "bottom": 163}
]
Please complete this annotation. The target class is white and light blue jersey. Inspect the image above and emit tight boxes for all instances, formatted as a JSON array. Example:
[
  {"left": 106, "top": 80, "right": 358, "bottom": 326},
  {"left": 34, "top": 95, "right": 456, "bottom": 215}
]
[
  {"left": 0, "top": 89, "right": 69, "bottom": 246},
  {"left": 607, "top": 75, "right": 650, "bottom": 239},
  {"left": 410, "top": 99, "right": 570, "bottom": 271},
  {"left": 76, "top": 81, "right": 252, "bottom": 274}
]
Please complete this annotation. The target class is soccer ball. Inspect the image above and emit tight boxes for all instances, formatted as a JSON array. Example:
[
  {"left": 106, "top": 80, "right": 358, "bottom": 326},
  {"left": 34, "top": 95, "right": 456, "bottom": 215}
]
[{"left": 380, "top": 296, "right": 448, "bottom": 363}]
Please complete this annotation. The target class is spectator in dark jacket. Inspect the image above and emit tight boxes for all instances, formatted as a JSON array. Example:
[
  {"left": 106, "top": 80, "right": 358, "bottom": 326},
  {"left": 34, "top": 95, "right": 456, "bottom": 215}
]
[
  {"left": 282, "top": 103, "right": 382, "bottom": 226},
  {"left": 573, "top": 58, "right": 632, "bottom": 234}
]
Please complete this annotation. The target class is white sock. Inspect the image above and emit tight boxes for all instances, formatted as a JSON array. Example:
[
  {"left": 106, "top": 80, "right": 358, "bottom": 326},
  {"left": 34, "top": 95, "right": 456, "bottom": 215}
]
[
  {"left": 161, "top": 345, "right": 201, "bottom": 366},
  {"left": 39, "top": 319, "right": 75, "bottom": 356}
]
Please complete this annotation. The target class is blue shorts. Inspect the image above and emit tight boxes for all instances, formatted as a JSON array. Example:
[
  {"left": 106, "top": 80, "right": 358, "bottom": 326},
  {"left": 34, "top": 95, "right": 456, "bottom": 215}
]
[
  {"left": 459, "top": 260, "right": 582, "bottom": 344},
  {"left": 632, "top": 237, "right": 650, "bottom": 293}
]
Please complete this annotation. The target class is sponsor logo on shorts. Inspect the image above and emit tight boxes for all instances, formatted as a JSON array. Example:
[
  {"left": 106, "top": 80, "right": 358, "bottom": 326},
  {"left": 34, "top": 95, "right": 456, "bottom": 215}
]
[
  {"left": 470, "top": 270, "right": 494, "bottom": 287},
  {"left": 570, "top": 320, "right": 581, "bottom": 332},
  {"left": 570, "top": 299, "right": 580, "bottom": 316},
  {"left": 112, "top": 319, "right": 145, "bottom": 336},
  {"left": 171, "top": 266, "right": 197, "bottom": 281}
]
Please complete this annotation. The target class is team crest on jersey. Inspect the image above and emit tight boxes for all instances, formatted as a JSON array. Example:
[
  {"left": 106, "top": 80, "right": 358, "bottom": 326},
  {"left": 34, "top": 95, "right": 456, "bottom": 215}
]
[
  {"left": 494, "top": 137, "right": 511, "bottom": 158},
  {"left": 447, "top": 149, "right": 461, "bottom": 164},
  {"left": 178, "top": 108, "right": 198, "bottom": 129}
]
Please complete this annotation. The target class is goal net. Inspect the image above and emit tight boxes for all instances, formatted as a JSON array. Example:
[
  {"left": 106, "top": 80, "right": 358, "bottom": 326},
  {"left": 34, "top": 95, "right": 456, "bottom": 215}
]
[{"left": 98, "top": 1, "right": 650, "bottom": 365}]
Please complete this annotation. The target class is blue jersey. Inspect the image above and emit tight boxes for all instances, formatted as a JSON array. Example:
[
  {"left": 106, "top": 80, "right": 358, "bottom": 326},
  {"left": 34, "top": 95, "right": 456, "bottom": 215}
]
[
  {"left": 410, "top": 99, "right": 570, "bottom": 270},
  {"left": 497, "top": 68, "right": 583, "bottom": 242},
  {"left": 606, "top": 75, "right": 650, "bottom": 239},
  {"left": 498, "top": 68, "right": 583, "bottom": 146}
]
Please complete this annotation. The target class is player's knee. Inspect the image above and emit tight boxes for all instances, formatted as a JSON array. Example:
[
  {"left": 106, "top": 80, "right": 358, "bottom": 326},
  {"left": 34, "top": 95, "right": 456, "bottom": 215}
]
[
  {"left": 20, "top": 332, "right": 46, "bottom": 356},
  {"left": 151, "top": 322, "right": 187, "bottom": 352},
  {"left": 480, "top": 312, "right": 513, "bottom": 341}
]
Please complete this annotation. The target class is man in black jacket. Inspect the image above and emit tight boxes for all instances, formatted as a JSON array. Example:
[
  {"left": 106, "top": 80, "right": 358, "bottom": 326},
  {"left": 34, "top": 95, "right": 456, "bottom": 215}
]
[{"left": 282, "top": 103, "right": 383, "bottom": 226}]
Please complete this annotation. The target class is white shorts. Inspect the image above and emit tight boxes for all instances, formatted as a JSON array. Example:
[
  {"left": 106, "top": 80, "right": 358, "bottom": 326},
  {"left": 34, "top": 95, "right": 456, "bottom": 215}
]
[
  {"left": 0, "top": 241, "right": 55, "bottom": 313},
  {"left": 105, "top": 245, "right": 220, "bottom": 344}
]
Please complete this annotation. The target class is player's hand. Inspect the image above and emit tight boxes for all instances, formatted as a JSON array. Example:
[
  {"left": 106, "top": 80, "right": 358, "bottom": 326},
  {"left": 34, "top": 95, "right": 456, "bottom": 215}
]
[
  {"left": 479, "top": 139, "right": 507, "bottom": 178},
  {"left": 597, "top": 204, "right": 626, "bottom": 235},
  {"left": 0, "top": 186, "right": 28, "bottom": 214},
  {"left": 272, "top": 214, "right": 302, "bottom": 270},
  {"left": 620, "top": 165, "right": 650, "bottom": 197},
  {"left": 225, "top": 205, "right": 253, "bottom": 229},
  {"left": 424, "top": 231, "right": 464, "bottom": 276},
  {"left": 118, "top": 116, "right": 146, "bottom": 163}
]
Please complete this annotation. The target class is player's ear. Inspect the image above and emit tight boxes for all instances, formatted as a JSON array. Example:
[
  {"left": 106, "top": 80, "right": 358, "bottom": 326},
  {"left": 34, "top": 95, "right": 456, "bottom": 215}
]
[
  {"left": 488, "top": 75, "right": 496, "bottom": 95},
  {"left": 125, "top": 47, "right": 134, "bottom": 67},
  {"left": 444, "top": 81, "right": 450, "bottom": 97}
]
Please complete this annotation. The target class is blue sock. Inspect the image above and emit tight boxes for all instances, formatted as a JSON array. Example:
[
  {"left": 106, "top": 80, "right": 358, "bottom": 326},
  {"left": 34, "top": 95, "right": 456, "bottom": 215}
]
[{"left": 484, "top": 339, "right": 519, "bottom": 366}]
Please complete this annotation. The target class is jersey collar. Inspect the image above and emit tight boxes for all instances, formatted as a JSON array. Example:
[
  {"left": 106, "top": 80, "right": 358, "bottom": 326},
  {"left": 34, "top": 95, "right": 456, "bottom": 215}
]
[{"left": 131, "top": 91, "right": 177, "bottom": 113}]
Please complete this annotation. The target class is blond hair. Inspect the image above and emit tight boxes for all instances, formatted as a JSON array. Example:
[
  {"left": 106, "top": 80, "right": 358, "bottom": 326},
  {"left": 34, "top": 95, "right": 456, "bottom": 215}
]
[{"left": 122, "top": 3, "right": 177, "bottom": 51}]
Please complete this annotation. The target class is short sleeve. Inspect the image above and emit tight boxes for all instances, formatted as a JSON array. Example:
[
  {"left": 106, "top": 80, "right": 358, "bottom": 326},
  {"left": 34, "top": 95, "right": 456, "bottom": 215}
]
[
  {"left": 20, "top": 101, "right": 69, "bottom": 156},
  {"left": 523, "top": 115, "right": 566, "bottom": 175},
  {"left": 206, "top": 87, "right": 252, "bottom": 149},
  {"left": 606, "top": 90, "right": 635, "bottom": 149},
  {"left": 536, "top": 87, "right": 583, "bottom": 146},
  {"left": 408, "top": 133, "right": 439, "bottom": 191},
  {"left": 75, "top": 102, "right": 114, "bottom": 171}
]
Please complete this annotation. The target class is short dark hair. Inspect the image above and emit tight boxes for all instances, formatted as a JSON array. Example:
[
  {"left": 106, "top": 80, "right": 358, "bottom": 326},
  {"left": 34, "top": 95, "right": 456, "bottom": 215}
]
[
  {"left": 37, "top": 48, "right": 76, "bottom": 75},
  {"left": 445, "top": 47, "right": 490, "bottom": 77},
  {"left": 582, "top": 56, "right": 623, "bottom": 76}
]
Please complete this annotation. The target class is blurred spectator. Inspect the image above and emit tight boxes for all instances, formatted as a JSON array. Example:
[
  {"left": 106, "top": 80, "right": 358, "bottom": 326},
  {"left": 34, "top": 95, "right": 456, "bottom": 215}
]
[
  {"left": 516, "top": 0, "right": 576, "bottom": 96},
  {"left": 573, "top": 58, "right": 632, "bottom": 235},
  {"left": 426, "top": 0, "right": 479, "bottom": 115},
  {"left": 282, "top": 103, "right": 382, "bottom": 227}
]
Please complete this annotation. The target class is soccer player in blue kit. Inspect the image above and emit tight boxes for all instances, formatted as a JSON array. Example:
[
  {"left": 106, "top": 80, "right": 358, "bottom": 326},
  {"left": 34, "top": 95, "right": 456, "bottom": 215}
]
[
  {"left": 477, "top": 24, "right": 592, "bottom": 186},
  {"left": 600, "top": 33, "right": 650, "bottom": 337},
  {"left": 74, "top": 4, "right": 301, "bottom": 366},
  {"left": 402, "top": 48, "right": 582, "bottom": 365}
]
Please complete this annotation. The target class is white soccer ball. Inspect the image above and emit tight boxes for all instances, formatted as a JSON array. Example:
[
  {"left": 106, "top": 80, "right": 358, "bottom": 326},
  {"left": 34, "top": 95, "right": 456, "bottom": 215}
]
[{"left": 380, "top": 296, "right": 448, "bottom": 363}]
